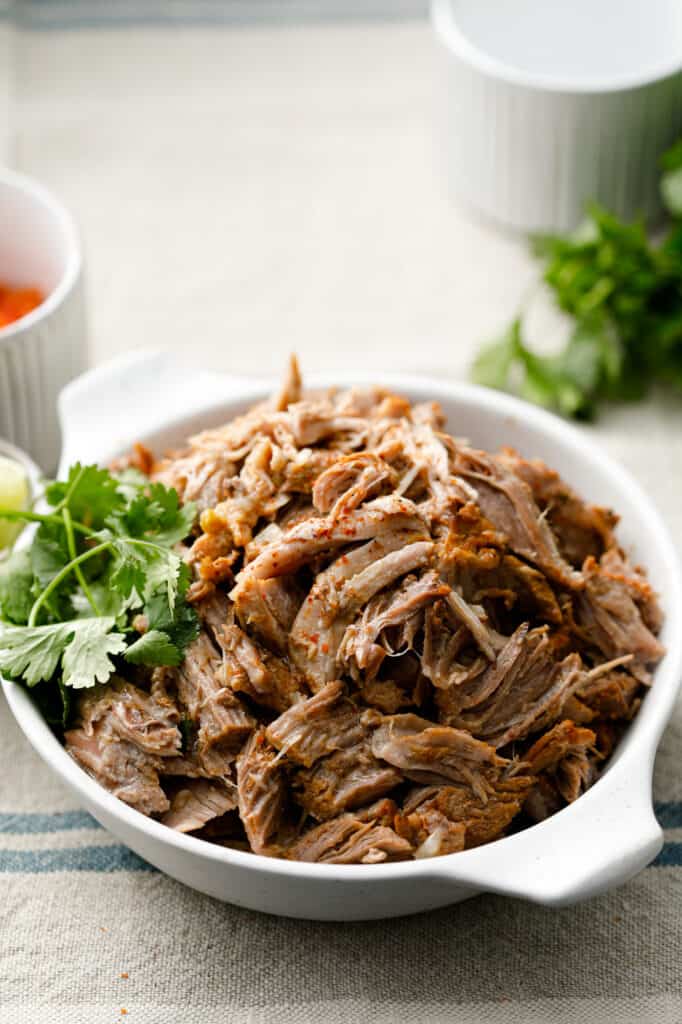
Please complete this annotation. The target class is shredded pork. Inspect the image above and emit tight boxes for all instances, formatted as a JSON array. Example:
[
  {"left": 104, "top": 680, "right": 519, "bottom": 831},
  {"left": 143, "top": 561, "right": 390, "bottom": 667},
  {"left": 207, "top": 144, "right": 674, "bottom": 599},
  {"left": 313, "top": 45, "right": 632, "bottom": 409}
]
[{"left": 65, "top": 359, "right": 664, "bottom": 863}]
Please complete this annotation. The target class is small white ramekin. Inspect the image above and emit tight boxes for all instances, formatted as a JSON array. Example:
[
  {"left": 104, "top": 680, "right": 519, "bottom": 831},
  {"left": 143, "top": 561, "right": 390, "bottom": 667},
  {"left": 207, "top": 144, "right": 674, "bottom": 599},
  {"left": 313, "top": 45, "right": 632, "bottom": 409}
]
[
  {"left": 432, "top": 0, "right": 682, "bottom": 232},
  {"left": 0, "top": 169, "right": 87, "bottom": 472}
]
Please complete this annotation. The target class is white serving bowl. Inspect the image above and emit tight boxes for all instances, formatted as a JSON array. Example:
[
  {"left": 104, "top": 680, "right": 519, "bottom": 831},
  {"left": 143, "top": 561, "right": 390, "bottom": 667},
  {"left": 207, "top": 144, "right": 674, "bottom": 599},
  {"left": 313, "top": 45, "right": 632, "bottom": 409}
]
[
  {"left": 0, "top": 168, "right": 86, "bottom": 472},
  {"left": 3, "top": 350, "right": 681, "bottom": 921},
  {"left": 432, "top": 0, "right": 682, "bottom": 231}
]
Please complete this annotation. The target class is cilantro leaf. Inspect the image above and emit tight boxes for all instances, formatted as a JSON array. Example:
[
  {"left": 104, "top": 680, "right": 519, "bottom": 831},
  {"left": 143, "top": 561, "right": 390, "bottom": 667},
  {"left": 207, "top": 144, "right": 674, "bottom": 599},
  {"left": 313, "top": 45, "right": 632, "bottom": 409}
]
[
  {"left": 144, "top": 565, "right": 199, "bottom": 650},
  {"left": 472, "top": 315, "right": 624, "bottom": 420},
  {"left": 0, "top": 617, "right": 126, "bottom": 688},
  {"left": 45, "top": 463, "right": 123, "bottom": 529},
  {"left": 0, "top": 548, "right": 34, "bottom": 624},
  {"left": 107, "top": 542, "right": 147, "bottom": 602},
  {"left": 662, "top": 139, "right": 682, "bottom": 173},
  {"left": 471, "top": 319, "right": 521, "bottom": 392},
  {"left": 142, "top": 547, "right": 184, "bottom": 611},
  {"left": 113, "top": 467, "right": 149, "bottom": 502},
  {"left": 71, "top": 581, "right": 142, "bottom": 624},
  {"left": 124, "top": 629, "right": 181, "bottom": 666},
  {"left": 661, "top": 139, "right": 682, "bottom": 216},
  {"left": 147, "top": 487, "right": 196, "bottom": 546},
  {"left": 0, "top": 622, "right": 67, "bottom": 685},
  {"left": 472, "top": 135, "right": 682, "bottom": 418},
  {"left": 31, "top": 520, "right": 72, "bottom": 594},
  {"left": 61, "top": 619, "right": 127, "bottom": 689},
  {"left": 108, "top": 538, "right": 183, "bottom": 611},
  {"left": 662, "top": 167, "right": 682, "bottom": 218},
  {"left": 106, "top": 483, "right": 195, "bottom": 548},
  {"left": 0, "top": 460, "right": 197, "bottom": 705}
]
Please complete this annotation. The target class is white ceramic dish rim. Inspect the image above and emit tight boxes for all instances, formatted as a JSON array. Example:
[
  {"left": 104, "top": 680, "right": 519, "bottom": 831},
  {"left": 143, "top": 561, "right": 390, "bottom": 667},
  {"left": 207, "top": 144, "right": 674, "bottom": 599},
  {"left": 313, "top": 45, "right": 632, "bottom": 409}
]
[
  {"left": 0, "top": 167, "right": 81, "bottom": 343},
  {"left": 3, "top": 355, "right": 682, "bottom": 906},
  {"left": 432, "top": 0, "right": 682, "bottom": 95}
]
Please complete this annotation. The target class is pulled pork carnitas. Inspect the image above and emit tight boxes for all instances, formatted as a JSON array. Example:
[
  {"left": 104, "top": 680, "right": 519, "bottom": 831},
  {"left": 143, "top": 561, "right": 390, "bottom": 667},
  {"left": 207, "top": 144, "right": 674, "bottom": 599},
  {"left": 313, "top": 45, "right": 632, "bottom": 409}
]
[{"left": 65, "top": 358, "right": 664, "bottom": 864}]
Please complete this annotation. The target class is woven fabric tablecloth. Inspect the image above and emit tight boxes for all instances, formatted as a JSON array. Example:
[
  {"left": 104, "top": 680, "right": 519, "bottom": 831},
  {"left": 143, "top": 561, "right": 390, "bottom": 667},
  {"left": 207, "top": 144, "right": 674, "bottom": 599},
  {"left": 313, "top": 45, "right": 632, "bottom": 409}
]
[{"left": 1, "top": 13, "right": 682, "bottom": 1023}]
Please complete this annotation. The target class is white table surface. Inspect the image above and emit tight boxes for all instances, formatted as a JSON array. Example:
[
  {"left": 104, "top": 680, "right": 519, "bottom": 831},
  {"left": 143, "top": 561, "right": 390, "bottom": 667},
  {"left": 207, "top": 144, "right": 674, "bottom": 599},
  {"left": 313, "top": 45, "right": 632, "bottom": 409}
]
[{"left": 12, "top": 21, "right": 537, "bottom": 378}]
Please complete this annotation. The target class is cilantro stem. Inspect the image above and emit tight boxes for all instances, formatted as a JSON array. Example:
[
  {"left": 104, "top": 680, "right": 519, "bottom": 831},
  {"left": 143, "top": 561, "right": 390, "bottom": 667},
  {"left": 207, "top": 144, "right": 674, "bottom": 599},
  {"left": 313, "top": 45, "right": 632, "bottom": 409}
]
[
  {"left": 62, "top": 507, "right": 100, "bottom": 616},
  {"left": 123, "top": 537, "right": 173, "bottom": 556},
  {"left": 52, "top": 464, "right": 86, "bottom": 514},
  {"left": 27, "top": 541, "right": 112, "bottom": 628},
  {"left": 0, "top": 508, "right": 96, "bottom": 536}
]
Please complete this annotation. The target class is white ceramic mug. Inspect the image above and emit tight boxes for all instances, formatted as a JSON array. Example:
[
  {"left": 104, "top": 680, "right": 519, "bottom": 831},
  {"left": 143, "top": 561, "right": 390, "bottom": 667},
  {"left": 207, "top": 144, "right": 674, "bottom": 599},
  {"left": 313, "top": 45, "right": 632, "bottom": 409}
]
[
  {"left": 0, "top": 168, "right": 86, "bottom": 472},
  {"left": 432, "top": 0, "right": 682, "bottom": 232}
]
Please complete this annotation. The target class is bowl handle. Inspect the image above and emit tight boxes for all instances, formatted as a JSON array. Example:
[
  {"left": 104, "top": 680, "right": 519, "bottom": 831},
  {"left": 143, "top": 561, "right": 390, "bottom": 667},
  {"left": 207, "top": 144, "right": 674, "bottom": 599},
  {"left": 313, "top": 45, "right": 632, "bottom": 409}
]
[
  {"left": 57, "top": 348, "right": 260, "bottom": 472},
  {"left": 433, "top": 758, "right": 663, "bottom": 906}
]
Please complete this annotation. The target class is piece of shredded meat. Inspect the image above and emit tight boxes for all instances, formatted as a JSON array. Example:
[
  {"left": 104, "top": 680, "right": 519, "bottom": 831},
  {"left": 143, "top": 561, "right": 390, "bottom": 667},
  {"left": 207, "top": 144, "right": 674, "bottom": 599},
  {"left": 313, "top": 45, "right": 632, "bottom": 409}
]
[
  {"left": 573, "top": 555, "right": 664, "bottom": 683},
  {"left": 66, "top": 360, "right": 665, "bottom": 863},
  {"left": 237, "top": 730, "right": 287, "bottom": 854},
  {"left": 162, "top": 778, "right": 239, "bottom": 833},
  {"left": 65, "top": 678, "right": 181, "bottom": 816},
  {"left": 286, "top": 812, "right": 413, "bottom": 863},
  {"left": 435, "top": 623, "right": 585, "bottom": 747},
  {"left": 523, "top": 719, "right": 599, "bottom": 820},
  {"left": 174, "top": 634, "right": 256, "bottom": 776},
  {"left": 395, "top": 770, "right": 533, "bottom": 853},
  {"left": 496, "top": 449, "right": 618, "bottom": 568}
]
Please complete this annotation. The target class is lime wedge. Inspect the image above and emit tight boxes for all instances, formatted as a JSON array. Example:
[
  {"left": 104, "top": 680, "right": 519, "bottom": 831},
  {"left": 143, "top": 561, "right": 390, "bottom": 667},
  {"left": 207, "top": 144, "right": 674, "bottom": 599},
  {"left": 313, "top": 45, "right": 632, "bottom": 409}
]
[{"left": 0, "top": 455, "right": 30, "bottom": 550}]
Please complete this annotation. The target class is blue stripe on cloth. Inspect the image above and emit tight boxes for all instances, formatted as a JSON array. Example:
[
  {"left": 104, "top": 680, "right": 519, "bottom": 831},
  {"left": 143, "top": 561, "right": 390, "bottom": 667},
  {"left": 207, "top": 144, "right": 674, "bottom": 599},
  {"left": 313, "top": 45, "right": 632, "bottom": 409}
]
[
  {"left": 0, "top": 842, "right": 678, "bottom": 872},
  {"left": 0, "top": 845, "right": 156, "bottom": 873},
  {"left": 652, "top": 843, "right": 682, "bottom": 868},
  {"left": 0, "top": 841, "right": 678, "bottom": 872},
  {"left": 0, "top": 810, "right": 101, "bottom": 834},
  {"left": 3, "top": 803, "right": 682, "bottom": 834},
  {"left": 654, "top": 802, "right": 682, "bottom": 829},
  {"left": 0, "top": 805, "right": 679, "bottom": 872}
]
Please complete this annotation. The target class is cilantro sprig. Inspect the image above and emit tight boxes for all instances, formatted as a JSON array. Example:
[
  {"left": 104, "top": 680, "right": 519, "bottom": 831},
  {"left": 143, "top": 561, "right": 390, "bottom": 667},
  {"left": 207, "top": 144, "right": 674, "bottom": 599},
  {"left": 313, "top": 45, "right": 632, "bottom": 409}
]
[
  {"left": 472, "top": 137, "right": 682, "bottom": 418},
  {"left": 0, "top": 463, "right": 198, "bottom": 718}
]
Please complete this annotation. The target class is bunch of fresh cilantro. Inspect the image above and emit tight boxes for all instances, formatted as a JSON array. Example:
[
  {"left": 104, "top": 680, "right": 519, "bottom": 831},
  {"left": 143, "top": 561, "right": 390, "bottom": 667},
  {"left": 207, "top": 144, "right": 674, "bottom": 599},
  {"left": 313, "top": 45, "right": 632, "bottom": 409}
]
[
  {"left": 472, "top": 138, "right": 682, "bottom": 418},
  {"left": 0, "top": 464, "right": 198, "bottom": 723}
]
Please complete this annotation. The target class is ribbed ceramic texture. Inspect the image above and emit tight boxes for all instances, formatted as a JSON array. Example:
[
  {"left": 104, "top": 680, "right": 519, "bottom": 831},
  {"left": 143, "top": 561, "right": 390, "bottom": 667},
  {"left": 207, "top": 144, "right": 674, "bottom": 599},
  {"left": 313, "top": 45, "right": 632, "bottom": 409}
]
[
  {"left": 433, "top": 1, "right": 682, "bottom": 232},
  {"left": 0, "top": 275, "right": 86, "bottom": 473}
]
